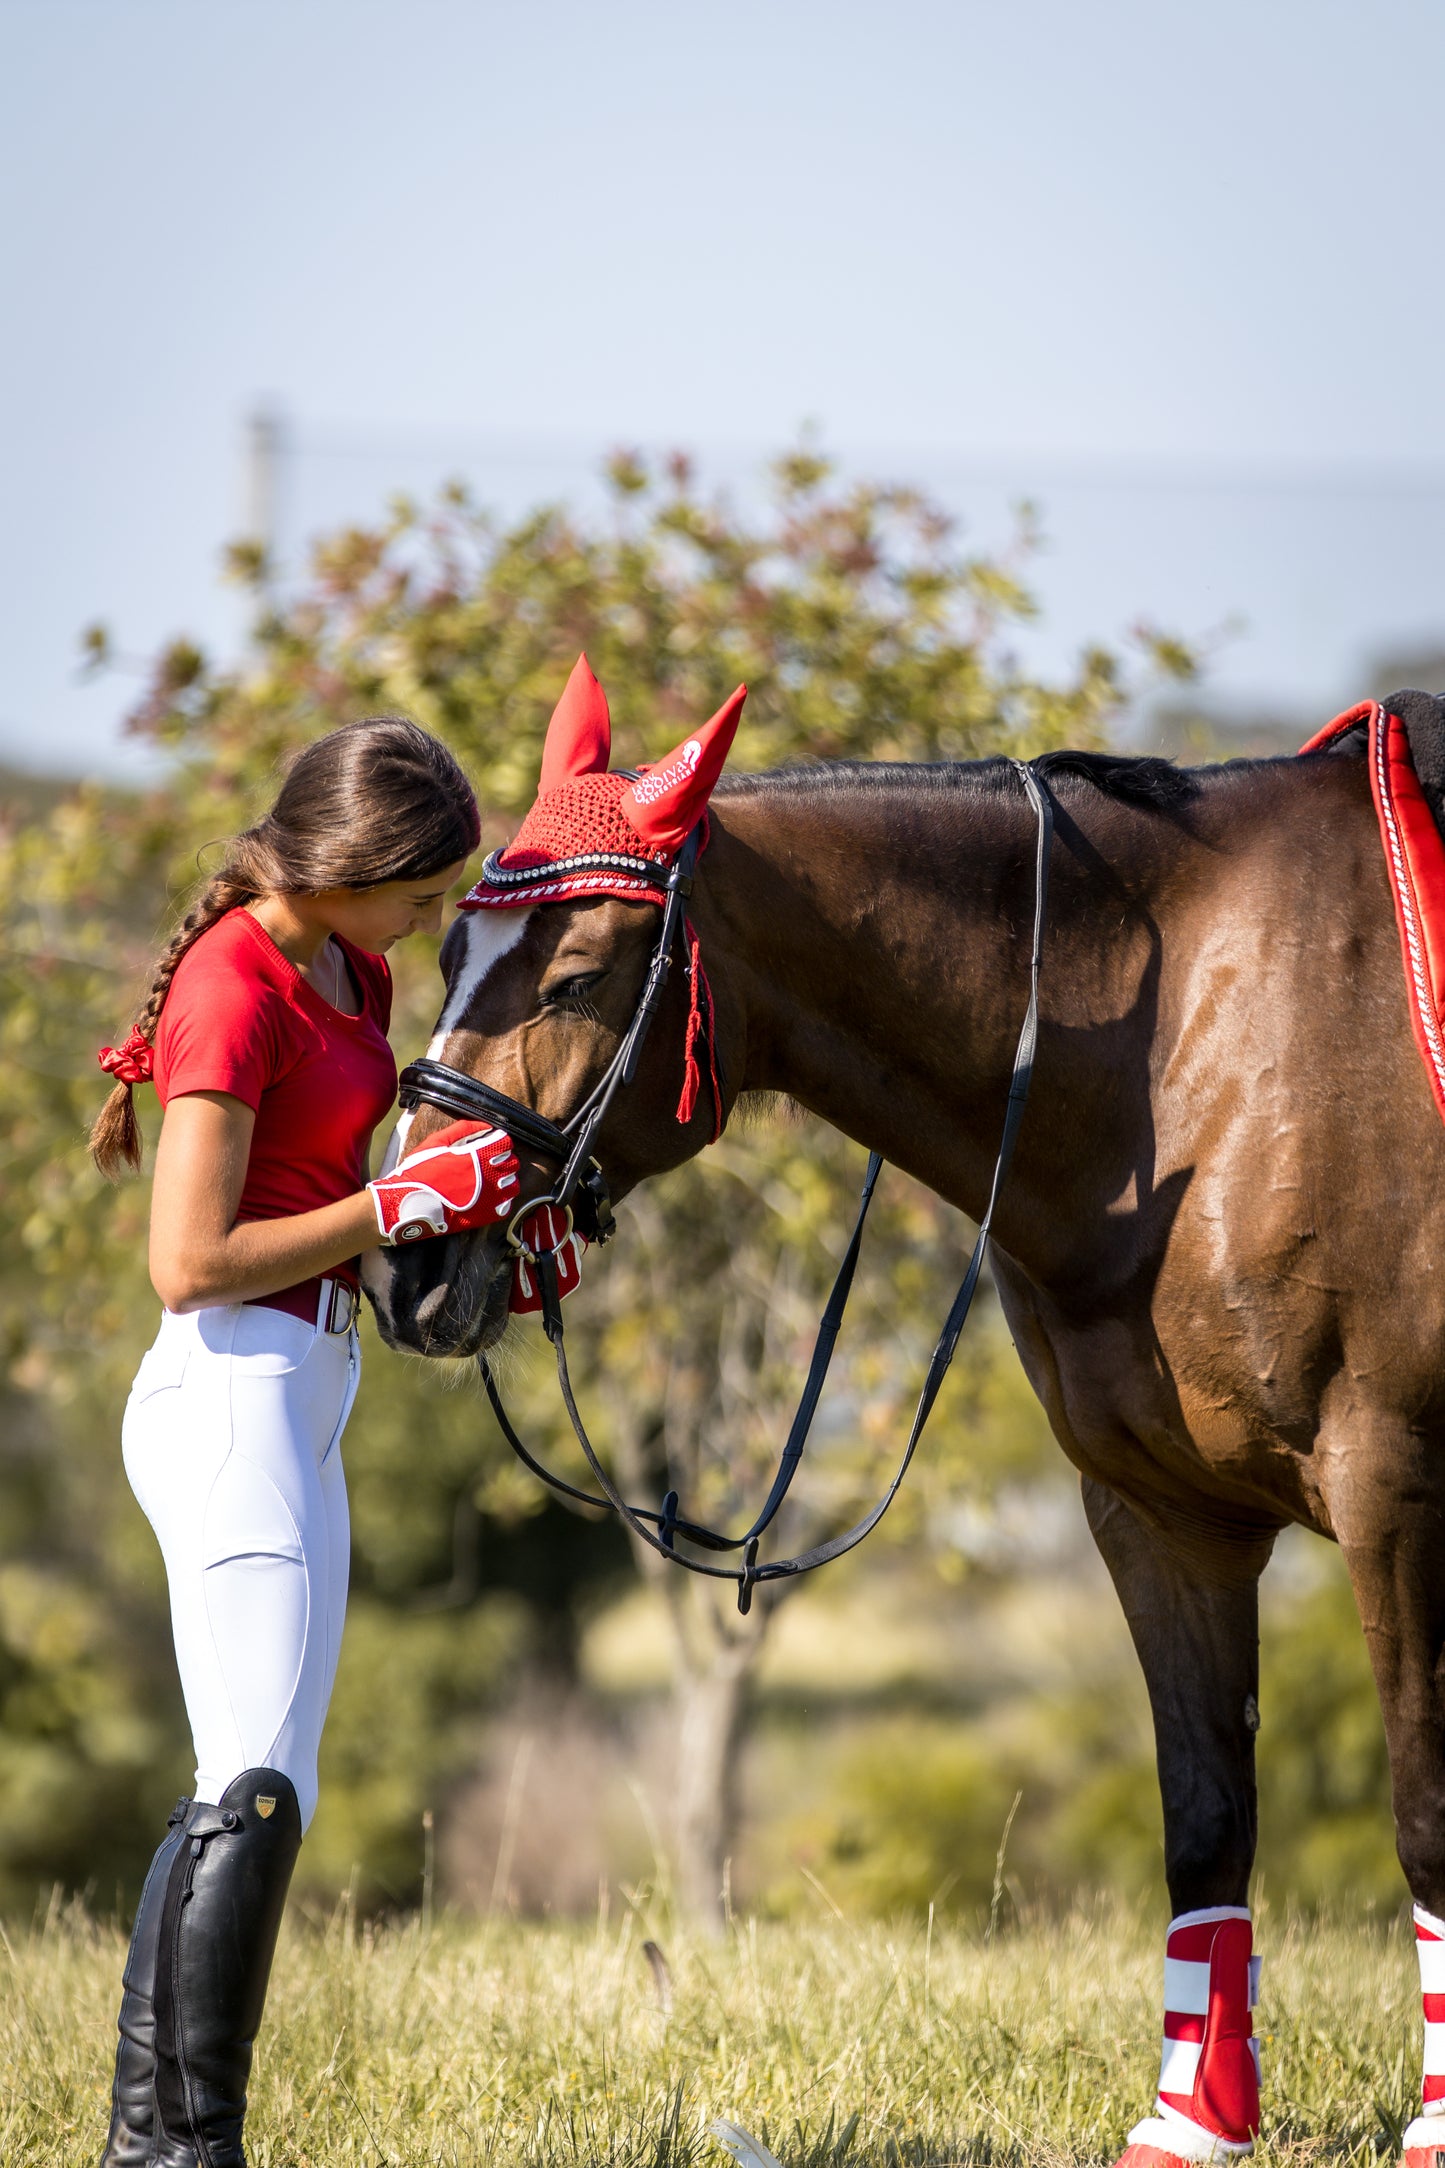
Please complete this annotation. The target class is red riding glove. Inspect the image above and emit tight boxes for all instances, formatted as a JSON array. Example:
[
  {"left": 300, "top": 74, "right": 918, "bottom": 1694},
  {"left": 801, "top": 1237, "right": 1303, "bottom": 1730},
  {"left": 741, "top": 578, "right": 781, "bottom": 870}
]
[
  {"left": 369, "top": 1120, "right": 520, "bottom": 1246},
  {"left": 509, "top": 1205, "right": 588, "bottom": 1314}
]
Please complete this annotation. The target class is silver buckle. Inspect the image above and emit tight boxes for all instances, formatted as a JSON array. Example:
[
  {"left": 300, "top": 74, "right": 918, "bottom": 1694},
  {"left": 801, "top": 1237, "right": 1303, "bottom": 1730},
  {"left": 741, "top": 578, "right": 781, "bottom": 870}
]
[
  {"left": 324, "top": 1280, "right": 359, "bottom": 1335},
  {"left": 504, "top": 1201, "right": 573, "bottom": 1259}
]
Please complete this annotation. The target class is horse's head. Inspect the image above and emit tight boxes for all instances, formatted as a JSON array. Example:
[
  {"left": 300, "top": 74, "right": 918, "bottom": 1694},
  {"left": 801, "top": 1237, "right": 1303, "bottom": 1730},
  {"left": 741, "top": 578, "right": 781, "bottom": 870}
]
[{"left": 364, "top": 656, "right": 746, "bottom": 1356}]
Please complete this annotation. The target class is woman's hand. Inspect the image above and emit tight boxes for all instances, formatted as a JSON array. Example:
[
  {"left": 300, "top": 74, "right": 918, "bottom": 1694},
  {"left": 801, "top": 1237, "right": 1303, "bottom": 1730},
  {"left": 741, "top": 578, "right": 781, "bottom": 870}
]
[
  {"left": 149, "top": 1090, "right": 387, "bottom": 1313},
  {"left": 367, "top": 1120, "right": 520, "bottom": 1245}
]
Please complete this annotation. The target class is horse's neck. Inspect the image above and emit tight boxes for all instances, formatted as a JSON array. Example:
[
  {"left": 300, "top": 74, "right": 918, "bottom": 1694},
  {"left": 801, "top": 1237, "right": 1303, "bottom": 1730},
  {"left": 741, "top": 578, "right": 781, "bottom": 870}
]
[{"left": 706, "top": 768, "right": 1167, "bottom": 1273}]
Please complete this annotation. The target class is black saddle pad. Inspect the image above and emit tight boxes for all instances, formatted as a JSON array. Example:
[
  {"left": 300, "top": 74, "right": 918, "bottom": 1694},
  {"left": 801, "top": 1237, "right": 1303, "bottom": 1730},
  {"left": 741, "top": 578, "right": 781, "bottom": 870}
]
[
  {"left": 1388, "top": 690, "right": 1445, "bottom": 839},
  {"left": 1320, "top": 687, "right": 1445, "bottom": 841}
]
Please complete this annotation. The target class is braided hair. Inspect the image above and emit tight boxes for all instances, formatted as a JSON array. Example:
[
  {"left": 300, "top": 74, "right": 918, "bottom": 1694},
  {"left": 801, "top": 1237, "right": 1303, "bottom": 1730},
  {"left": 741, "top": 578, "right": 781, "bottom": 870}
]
[{"left": 90, "top": 716, "right": 480, "bottom": 1179}]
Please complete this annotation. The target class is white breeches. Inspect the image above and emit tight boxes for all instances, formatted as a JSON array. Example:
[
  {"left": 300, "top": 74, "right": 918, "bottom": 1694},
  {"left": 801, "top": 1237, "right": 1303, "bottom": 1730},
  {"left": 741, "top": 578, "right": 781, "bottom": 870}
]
[{"left": 122, "top": 1294, "right": 360, "bottom": 1834}]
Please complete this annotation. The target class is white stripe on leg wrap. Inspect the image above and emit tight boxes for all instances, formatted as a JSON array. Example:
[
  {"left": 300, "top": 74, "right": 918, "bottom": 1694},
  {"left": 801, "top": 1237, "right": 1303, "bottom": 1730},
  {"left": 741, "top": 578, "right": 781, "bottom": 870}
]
[
  {"left": 1158, "top": 2039, "right": 1203, "bottom": 2095},
  {"left": 1161, "top": 1954, "right": 1258, "bottom": 2015},
  {"left": 1164, "top": 1958, "right": 1212, "bottom": 2016}
]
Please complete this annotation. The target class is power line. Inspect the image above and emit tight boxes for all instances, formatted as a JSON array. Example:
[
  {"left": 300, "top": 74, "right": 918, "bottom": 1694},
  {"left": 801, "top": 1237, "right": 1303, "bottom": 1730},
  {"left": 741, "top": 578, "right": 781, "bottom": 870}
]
[{"left": 279, "top": 420, "right": 1445, "bottom": 500}]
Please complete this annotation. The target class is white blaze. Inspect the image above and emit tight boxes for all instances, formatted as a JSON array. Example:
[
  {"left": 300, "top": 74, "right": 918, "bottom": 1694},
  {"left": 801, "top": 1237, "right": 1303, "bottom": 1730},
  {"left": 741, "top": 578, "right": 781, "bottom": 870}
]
[
  {"left": 426, "top": 908, "right": 533, "bottom": 1061},
  {"left": 366, "top": 908, "right": 536, "bottom": 1337},
  {"left": 376, "top": 1106, "right": 413, "bottom": 1177},
  {"left": 374, "top": 909, "right": 534, "bottom": 1183}
]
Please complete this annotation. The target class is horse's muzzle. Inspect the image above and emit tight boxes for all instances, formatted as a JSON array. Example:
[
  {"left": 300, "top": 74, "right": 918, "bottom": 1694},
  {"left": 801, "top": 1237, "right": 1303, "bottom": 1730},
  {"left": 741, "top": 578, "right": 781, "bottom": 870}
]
[{"left": 361, "top": 1226, "right": 513, "bottom": 1356}]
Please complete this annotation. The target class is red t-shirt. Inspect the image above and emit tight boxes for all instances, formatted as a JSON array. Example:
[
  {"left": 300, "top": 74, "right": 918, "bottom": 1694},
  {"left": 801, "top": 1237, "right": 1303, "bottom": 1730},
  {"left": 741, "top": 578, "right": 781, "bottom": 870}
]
[{"left": 154, "top": 908, "right": 398, "bottom": 1298}]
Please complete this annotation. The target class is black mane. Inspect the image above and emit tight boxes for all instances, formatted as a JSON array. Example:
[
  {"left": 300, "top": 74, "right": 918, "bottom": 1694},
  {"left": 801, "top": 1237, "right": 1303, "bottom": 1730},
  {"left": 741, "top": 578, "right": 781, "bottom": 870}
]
[
  {"left": 714, "top": 747, "right": 1246, "bottom": 816},
  {"left": 1033, "top": 748, "right": 1202, "bottom": 810}
]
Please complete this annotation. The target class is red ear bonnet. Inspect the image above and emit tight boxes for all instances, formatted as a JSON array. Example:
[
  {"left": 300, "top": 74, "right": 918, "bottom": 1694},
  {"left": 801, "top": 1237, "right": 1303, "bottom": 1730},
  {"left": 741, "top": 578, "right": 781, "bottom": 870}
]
[
  {"left": 619, "top": 686, "right": 748, "bottom": 854},
  {"left": 539, "top": 652, "right": 612, "bottom": 792},
  {"left": 464, "top": 661, "right": 747, "bottom": 911}
]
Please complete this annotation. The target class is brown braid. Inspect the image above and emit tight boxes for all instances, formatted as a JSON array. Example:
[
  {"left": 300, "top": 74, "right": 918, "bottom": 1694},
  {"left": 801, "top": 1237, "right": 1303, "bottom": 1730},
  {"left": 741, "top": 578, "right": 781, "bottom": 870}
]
[
  {"left": 90, "top": 716, "right": 480, "bottom": 1180},
  {"left": 89, "top": 836, "right": 283, "bottom": 1178}
]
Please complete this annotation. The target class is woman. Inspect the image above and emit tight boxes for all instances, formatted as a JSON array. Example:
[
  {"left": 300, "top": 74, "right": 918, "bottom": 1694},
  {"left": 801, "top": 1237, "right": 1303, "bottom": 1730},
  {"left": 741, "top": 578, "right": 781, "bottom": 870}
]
[{"left": 90, "top": 717, "right": 518, "bottom": 2168}]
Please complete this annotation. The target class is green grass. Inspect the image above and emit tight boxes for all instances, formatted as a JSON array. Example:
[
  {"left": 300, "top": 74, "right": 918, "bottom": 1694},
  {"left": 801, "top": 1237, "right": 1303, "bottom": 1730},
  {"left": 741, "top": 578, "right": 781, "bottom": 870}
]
[{"left": 0, "top": 1896, "right": 1422, "bottom": 2168}]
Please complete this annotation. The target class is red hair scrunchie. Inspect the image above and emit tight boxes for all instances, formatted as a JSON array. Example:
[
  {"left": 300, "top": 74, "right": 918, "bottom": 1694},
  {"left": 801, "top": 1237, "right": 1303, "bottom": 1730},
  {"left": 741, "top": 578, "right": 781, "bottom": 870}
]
[{"left": 97, "top": 1027, "right": 154, "bottom": 1086}]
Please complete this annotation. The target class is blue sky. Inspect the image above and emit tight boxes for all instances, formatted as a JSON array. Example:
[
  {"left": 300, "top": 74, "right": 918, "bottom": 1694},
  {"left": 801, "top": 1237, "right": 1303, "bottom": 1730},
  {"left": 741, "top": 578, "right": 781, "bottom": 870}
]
[{"left": 3, "top": 0, "right": 1444, "bottom": 774}]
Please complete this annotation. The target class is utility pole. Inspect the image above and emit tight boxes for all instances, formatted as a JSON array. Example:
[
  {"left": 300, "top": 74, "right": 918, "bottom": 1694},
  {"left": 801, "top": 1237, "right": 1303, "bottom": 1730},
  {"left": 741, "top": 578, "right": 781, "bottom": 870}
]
[{"left": 242, "top": 400, "right": 286, "bottom": 607}]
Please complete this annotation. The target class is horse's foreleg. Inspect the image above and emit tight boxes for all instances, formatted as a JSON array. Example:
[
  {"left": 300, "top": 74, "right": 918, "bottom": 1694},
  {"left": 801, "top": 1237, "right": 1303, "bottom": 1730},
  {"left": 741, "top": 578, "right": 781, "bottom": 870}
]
[
  {"left": 1335, "top": 1496, "right": 1445, "bottom": 2168},
  {"left": 1083, "top": 1477, "right": 1266, "bottom": 2168}
]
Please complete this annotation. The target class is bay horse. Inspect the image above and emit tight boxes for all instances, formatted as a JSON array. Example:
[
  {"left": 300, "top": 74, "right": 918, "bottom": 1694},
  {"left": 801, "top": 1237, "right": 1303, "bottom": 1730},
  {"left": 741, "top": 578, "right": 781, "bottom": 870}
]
[{"left": 364, "top": 660, "right": 1445, "bottom": 2168}]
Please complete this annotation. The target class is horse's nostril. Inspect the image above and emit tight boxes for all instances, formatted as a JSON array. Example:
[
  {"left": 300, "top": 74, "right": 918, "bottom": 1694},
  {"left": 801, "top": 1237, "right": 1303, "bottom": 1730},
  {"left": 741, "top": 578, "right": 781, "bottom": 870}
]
[{"left": 414, "top": 1282, "right": 450, "bottom": 1329}]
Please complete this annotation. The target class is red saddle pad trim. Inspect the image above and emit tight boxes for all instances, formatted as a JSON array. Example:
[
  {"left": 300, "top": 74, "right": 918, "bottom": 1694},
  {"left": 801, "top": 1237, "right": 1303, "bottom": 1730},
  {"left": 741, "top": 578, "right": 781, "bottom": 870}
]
[{"left": 1300, "top": 700, "right": 1445, "bottom": 1123}]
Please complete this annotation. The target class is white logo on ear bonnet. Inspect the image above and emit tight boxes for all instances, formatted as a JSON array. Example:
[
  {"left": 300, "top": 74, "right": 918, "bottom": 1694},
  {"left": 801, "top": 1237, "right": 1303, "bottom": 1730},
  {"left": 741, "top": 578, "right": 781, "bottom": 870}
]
[{"left": 629, "top": 738, "right": 703, "bottom": 806}]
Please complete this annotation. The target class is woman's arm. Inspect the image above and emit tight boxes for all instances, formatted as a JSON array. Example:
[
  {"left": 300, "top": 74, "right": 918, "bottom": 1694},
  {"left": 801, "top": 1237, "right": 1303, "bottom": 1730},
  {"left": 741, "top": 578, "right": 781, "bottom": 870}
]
[{"left": 149, "top": 1090, "right": 382, "bottom": 1313}]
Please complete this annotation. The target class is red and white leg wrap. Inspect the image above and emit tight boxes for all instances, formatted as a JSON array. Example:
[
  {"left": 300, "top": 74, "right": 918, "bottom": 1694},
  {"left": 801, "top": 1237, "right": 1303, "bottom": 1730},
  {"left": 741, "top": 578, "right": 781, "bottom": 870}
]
[
  {"left": 1116, "top": 1907, "right": 1261, "bottom": 2168},
  {"left": 1402, "top": 1904, "right": 1445, "bottom": 2164}
]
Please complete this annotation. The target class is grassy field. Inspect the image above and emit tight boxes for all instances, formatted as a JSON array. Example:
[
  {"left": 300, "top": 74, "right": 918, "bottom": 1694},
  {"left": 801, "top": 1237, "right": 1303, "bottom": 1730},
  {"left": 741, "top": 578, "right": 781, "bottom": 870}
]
[{"left": 0, "top": 1896, "right": 1421, "bottom": 2168}]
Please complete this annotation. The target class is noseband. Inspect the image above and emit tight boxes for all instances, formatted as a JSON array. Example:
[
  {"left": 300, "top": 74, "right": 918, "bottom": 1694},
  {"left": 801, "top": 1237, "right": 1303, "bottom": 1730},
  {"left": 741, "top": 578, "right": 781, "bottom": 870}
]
[{"left": 398, "top": 765, "right": 1054, "bottom": 1612}]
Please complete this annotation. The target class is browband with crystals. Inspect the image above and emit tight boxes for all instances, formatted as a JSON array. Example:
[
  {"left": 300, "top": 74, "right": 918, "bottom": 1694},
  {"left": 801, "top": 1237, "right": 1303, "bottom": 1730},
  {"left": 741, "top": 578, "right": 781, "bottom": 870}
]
[{"left": 473, "top": 845, "right": 672, "bottom": 893}]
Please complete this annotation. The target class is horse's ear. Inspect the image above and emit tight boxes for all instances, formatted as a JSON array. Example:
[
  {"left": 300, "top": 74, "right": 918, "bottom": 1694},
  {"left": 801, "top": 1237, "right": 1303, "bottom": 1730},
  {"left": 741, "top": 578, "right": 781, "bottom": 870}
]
[
  {"left": 622, "top": 686, "right": 747, "bottom": 851},
  {"left": 539, "top": 653, "right": 612, "bottom": 792}
]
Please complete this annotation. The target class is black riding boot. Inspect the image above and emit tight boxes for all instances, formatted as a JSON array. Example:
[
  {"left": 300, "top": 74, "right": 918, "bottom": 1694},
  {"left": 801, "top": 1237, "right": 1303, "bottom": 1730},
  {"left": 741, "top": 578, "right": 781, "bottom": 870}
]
[
  {"left": 151, "top": 1768, "right": 302, "bottom": 2168},
  {"left": 99, "top": 1796, "right": 194, "bottom": 2168}
]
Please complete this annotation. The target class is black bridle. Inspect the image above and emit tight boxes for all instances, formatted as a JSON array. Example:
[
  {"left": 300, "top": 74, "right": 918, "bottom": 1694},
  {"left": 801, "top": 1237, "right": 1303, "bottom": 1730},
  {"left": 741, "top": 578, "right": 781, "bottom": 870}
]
[
  {"left": 399, "top": 828, "right": 708, "bottom": 1251},
  {"left": 397, "top": 760, "right": 1054, "bottom": 1613}
]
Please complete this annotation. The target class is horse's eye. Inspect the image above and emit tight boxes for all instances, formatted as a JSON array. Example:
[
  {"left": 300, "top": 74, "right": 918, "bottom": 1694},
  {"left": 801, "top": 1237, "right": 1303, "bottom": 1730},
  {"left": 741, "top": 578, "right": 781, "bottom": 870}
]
[{"left": 541, "top": 973, "right": 602, "bottom": 1012}]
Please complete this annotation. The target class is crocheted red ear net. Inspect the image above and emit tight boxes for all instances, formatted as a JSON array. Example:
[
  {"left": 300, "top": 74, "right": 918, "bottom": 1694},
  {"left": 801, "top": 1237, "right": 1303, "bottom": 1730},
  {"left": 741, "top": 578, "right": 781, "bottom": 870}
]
[
  {"left": 460, "top": 768, "right": 723, "bottom": 1135},
  {"left": 461, "top": 661, "right": 744, "bottom": 912},
  {"left": 458, "top": 658, "right": 743, "bottom": 1138}
]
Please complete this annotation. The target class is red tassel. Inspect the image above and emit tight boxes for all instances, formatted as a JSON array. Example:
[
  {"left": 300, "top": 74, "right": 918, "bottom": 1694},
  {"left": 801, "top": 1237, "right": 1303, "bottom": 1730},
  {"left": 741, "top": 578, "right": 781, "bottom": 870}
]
[
  {"left": 675, "top": 916, "right": 723, "bottom": 1141},
  {"left": 676, "top": 924, "right": 704, "bottom": 1128}
]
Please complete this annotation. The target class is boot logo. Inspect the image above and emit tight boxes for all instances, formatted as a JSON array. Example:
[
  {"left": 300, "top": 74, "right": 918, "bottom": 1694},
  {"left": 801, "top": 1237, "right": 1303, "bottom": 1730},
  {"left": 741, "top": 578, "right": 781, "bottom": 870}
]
[{"left": 255, "top": 1794, "right": 277, "bottom": 1819}]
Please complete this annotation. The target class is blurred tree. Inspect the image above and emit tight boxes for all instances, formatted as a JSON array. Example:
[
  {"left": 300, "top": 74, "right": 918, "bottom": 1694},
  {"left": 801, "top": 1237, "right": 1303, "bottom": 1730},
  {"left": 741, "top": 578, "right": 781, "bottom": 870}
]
[{"left": 1, "top": 449, "right": 1189, "bottom": 1917}]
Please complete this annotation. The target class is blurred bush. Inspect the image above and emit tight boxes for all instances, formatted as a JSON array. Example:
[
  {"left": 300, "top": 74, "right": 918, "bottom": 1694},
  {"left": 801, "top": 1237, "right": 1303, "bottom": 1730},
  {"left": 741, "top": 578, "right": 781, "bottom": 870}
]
[{"left": 737, "top": 1526, "right": 1395, "bottom": 1925}]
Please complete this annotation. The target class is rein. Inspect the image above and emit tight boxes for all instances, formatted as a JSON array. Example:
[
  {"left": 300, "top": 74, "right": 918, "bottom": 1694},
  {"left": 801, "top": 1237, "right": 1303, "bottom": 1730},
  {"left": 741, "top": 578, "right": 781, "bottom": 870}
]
[{"left": 399, "top": 760, "right": 1054, "bottom": 1612}]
